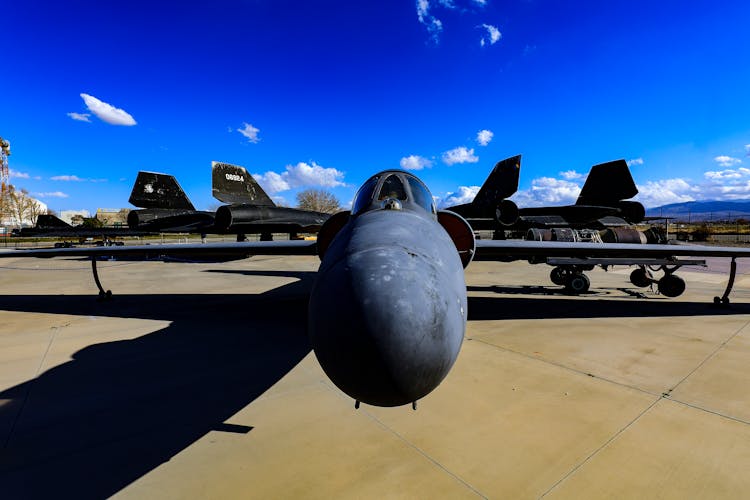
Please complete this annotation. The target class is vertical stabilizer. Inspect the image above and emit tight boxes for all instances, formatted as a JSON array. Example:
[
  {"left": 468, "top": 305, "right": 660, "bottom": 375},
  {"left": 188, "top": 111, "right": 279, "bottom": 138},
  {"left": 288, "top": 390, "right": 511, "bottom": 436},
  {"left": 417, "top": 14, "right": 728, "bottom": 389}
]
[
  {"left": 576, "top": 159, "right": 638, "bottom": 205},
  {"left": 129, "top": 171, "right": 195, "bottom": 210},
  {"left": 472, "top": 155, "right": 521, "bottom": 206},
  {"left": 211, "top": 161, "right": 275, "bottom": 206},
  {"left": 35, "top": 214, "right": 72, "bottom": 229}
]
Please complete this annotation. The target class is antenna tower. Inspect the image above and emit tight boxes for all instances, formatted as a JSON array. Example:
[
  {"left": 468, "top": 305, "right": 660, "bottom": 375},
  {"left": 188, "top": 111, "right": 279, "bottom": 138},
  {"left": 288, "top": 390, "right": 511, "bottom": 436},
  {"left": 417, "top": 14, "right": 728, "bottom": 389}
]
[{"left": 0, "top": 136, "right": 10, "bottom": 194}]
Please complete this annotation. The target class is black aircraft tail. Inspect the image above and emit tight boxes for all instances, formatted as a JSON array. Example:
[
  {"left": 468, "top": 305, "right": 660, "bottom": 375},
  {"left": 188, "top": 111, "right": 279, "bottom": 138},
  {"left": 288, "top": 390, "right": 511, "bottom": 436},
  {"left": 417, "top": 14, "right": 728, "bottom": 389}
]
[
  {"left": 211, "top": 161, "right": 275, "bottom": 207},
  {"left": 576, "top": 159, "right": 638, "bottom": 206},
  {"left": 35, "top": 214, "right": 72, "bottom": 229},
  {"left": 129, "top": 171, "right": 195, "bottom": 210},
  {"left": 472, "top": 155, "right": 521, "bottom": 207}
]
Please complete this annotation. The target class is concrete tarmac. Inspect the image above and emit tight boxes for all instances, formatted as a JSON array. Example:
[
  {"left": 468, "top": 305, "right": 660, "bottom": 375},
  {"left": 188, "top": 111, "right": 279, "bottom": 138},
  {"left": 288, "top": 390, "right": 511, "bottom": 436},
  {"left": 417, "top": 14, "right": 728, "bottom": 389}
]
[{"left": 1, "top": 254, "right": 749, "bottom": 498}]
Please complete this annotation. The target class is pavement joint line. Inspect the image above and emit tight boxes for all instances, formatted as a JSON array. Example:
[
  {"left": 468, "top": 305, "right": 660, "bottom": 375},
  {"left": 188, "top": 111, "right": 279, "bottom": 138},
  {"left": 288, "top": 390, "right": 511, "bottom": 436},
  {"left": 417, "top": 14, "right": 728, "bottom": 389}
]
[
  {"left": 3, "top": 320, "right": 64, "bottom": 449},
  {"left": 661, "top": 397, "right": 750, "bottom": 426},
  {"left": 359, "top": 407, "right": 488, "bottom": 500},
  {"left": 665, "top": 316, "right": 750, "bottom": 397},
  {"left": 314, "top": 374, "right": 487, "bottom": 498},
  {"left": 540, "top": 397, "right": 663, "bottom": 498},
  {"left": 468, "top": 337, "right": 659, "bottom": 398}
]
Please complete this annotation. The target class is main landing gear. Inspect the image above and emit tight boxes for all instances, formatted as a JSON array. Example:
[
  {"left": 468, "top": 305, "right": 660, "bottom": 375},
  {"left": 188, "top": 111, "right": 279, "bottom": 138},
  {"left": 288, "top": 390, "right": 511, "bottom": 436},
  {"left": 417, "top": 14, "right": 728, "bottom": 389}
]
[
  {"left": 629, "top": 265, "right": 686, "bottom": 297},
  {"left": 550, "top": 266, "right": 592, "bottom": 294},
  {"left": 91, "top": 257, "right": 112, "bottom": 301}
]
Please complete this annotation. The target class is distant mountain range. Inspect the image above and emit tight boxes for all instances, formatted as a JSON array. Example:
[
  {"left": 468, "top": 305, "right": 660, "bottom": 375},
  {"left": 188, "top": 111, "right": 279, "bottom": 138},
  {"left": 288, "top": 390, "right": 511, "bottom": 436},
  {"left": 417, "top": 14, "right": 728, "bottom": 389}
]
[{"left": 645, "top": 200, "right": 750, "bottom": 221}]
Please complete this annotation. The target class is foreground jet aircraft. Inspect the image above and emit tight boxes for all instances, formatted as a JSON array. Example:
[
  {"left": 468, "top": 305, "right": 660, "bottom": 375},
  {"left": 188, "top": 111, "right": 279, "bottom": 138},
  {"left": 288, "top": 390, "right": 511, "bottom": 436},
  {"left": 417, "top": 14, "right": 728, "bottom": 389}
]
[
  {"left": 3, "top": 170, "right": 750, "bottom": 408},
  {"left": 447, "top": 155, "right": 647, "bottom": 235},
  {"left": 127, "top": 162, "right": 330, "bottom": 239}
]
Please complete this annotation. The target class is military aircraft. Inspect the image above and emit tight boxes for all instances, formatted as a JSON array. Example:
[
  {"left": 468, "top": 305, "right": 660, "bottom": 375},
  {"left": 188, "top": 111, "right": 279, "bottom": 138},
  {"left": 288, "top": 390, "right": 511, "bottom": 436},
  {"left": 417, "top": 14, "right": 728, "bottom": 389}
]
[
  {"left": 127, "top": 162, "right": 330, "bottom": 240},
  {"left": 447, "top": 155, "right": 650, "bottom": 239},
  {"left": 3, "top": 169, "right": 750, "bottom": 409},
  {"left": 11, "top": 213, "right": 153, "bottom": 243}
]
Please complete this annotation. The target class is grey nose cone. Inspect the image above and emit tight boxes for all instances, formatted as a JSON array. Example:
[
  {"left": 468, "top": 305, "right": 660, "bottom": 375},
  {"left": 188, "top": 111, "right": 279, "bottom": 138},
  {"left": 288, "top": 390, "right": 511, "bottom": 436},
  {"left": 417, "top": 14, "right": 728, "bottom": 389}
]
[{"left": 309, "top": 244, "right": 465, "bottom": 407}]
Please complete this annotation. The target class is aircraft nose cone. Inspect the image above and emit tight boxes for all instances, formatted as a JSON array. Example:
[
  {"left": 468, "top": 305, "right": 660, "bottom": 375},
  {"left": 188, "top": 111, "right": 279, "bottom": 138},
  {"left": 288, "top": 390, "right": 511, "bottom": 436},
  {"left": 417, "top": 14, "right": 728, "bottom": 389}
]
[{"left": 309, "top": 245, "right": 466, "bottom": 407}]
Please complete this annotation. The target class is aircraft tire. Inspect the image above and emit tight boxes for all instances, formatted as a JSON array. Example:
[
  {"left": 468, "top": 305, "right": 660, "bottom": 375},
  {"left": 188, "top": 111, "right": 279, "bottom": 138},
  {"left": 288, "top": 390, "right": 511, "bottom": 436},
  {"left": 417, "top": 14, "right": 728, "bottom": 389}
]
[
  {"left": 550, "top": 267, "right": 566, "bottom": 285},
  {"left": 630, "top": 268, "right": 652, "bottom": 288},
  {"left": 565, "top": 273, "right": 590, "bottom": 294},
  {"left": 658, "top": 274, "right": 686, "bottom": 298}
]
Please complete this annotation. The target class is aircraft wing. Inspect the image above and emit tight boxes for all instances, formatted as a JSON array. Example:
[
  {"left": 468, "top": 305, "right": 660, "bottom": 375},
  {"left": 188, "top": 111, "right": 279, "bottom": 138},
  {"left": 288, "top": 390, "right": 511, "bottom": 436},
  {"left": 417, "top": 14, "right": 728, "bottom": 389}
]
[
  {"left": 474, "top": 240, "right": 750, "bottom": 260},
  {"left": 0, "top": 240, "right": 318, "bottom": 259}
]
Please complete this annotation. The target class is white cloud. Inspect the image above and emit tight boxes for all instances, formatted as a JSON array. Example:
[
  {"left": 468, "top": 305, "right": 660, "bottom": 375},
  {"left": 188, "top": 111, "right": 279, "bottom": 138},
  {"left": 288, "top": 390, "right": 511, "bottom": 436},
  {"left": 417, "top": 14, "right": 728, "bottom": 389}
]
[
  {"left": 237, "top": 122, "right": 261, "bottom": 143},
  {"left": 9, "top": 169, "right": 30, "bottom": 179},
  {"left": 253, "top": 161, "right": 345, "bottom": 194},
  {"left": 512, "top": 177, "right": 581, "bottom": 207},
  {"left": 476, "top": 129, "right": 493, "bottom": 146},
  {"left": 559, "top": 170, "right": 584, "bottom": 180},
  {"left": 479, "top": 24, "right": 501, "bottom": 47},
  {"left": 439, "top": 186, "right": 480, "bottom": 208},
  {"left": 635, "top": 179, "right": 696, "bottom": 207},
  {"left": 34, "top": 191, "right": 69, "bottom": 198},
  {"left": 704, "top": 168, "right": 750, "bottom": 180},
  {"left": 627, "top": 158, "right": 644, "bottom": 167},
  {"left": 473, "top": 0, "right": 487, "bottom": 5},
  {"left": 51, "top": 175, "right": 83, "bottom": 181},
  {"left": 67, "top": 112, "right": 91, "bottom": 122},
  {"left": 416, "top": 0, "right": 447, "bottom": 44},
  {"left": 80, "top": 93, "right": 137, "bottom": 126},
  {"left": 442, "top": 146, "right": 479, "bottom": 165},
  {"left": 714, "top": 155, "right": 741, "bottom": 167},
  {"left": 400, "top": 155, "right": 433, "bottom": 170}
]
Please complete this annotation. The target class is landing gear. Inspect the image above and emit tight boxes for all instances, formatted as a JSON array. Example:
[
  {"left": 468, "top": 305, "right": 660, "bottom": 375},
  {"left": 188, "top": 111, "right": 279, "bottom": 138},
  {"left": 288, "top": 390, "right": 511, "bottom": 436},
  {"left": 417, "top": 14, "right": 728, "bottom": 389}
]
[
  {"left": 629, "top": 268, "right": 654, "bottom": 288},
  {"left": 91, "top": 258, "right": 112, "bottom": 301},
  {"left": 657, "top": 274, "right": 686, "bottom": 298},
  {"left": 713, "top": 257, "right": 737, "bottom": 307},
  {"left": 565, "top": 273, "right": 590, "bottom": 294},
  {"left": 549, "top": 266, "right": 591, "bottom": 294}
]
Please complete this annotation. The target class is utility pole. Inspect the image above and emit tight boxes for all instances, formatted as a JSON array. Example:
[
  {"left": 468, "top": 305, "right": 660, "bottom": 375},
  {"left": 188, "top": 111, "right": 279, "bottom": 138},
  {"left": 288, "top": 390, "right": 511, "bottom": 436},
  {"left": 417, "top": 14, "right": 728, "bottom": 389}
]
[{"left": 0, "top": 136, "right": 9, "bottom": 194}]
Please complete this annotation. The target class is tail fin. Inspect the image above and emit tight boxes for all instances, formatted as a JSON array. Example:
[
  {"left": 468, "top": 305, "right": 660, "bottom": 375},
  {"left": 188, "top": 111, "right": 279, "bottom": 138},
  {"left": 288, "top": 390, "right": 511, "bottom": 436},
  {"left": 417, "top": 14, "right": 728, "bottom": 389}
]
[
  {"left": 129, "top": 171, "right": 195, "bottom": 210},
  {"left": 472, "top": 155, "right": 521, "bottom": 206},
  {"left": 211, "top": 161, "right": 275, "bottom": 206},
  {"left": 576, "top": 159, "right": 638, "bottom": 206},
  {"left": 35, "top": 214, "right": 71, "bottom": 229}
]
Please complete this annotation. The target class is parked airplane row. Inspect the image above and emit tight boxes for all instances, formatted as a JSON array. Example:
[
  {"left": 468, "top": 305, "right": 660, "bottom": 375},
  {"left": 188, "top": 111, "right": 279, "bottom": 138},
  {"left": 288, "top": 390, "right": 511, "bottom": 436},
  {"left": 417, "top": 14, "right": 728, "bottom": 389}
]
[{"left": 4, "top": 168, "right": 750, "bottom": 410}]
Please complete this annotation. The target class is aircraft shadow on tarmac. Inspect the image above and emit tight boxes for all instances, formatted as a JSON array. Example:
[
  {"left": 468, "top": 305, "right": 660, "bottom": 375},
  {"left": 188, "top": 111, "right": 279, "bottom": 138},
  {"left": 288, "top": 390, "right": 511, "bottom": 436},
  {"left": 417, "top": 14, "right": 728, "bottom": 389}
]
[
  {"left": 466, "top": 284, "right": 750, "bottom": 320},
  {"left": 0, "top": 278, "right": 314, "bottom": 498}
]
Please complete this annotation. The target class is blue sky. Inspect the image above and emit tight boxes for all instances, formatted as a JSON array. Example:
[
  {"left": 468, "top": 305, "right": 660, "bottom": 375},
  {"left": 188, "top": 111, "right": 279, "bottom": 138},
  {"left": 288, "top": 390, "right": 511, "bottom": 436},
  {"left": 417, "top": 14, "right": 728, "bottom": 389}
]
[{"left": 2, "top": 0, "right": 750, "bottom": 213}]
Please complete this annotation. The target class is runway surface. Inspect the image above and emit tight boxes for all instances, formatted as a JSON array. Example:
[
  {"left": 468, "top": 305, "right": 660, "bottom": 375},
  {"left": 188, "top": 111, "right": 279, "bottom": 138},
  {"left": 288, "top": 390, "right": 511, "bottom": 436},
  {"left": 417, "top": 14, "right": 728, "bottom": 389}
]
[{"left": 1, "top": 254, "right": 749, "bottom": 498}]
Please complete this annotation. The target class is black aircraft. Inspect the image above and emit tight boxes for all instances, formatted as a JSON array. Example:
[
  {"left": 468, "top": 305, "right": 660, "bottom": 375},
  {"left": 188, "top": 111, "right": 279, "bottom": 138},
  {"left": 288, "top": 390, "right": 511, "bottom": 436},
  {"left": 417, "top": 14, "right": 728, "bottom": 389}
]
[
  {"left": 447, "top": 155, "right": 648, "bottom": 237},
  {"left": 127, "top": 162, "right": 330, "bottom": 239},
  {"left": 11, "top": 214, "right": 153, "bottom": 243},
  {"left": 3, "top": 170, "right": 750, "bottom": 409}
]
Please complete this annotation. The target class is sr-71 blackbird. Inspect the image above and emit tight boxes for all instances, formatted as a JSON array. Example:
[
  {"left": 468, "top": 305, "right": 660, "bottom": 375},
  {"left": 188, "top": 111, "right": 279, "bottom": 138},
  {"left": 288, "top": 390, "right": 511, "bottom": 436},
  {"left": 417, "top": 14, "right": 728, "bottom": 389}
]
[
  {"left": 3, "top": 170, "right": 750, "bottom": 409},
  {"left": 127, "top": 161, "right": 330, "bottom": 239}
]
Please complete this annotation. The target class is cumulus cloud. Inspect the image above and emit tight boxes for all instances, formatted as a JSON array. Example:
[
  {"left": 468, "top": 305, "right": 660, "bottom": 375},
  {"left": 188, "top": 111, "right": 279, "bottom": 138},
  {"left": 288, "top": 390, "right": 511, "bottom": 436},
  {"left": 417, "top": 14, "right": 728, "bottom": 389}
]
[
  {"left": 627, "top": 158, "right": 644, "bottom": 167},
  {"left": 714, "top": 155, "right": 741, "bottom": 167},
  {"left": 416, "top": 0, "right": 443, "bottom": 44},
  {"left": 400, "top": 155, "right": 433, "bottom": 170},
  {"left": 80, "top": 93, "right": 137, "bottom": 126},
  {"left": 479, "top": 24, "right": 501, "bottom": 46},
  {"left": 237, "top": 122, "right": 261, "bottom": 143},
  {"left": 559, "top": 170, "right": 584, "bottom": 181},
  {"left": 442, "top": 146, "right": 479, "bottom": 165},
  {"left": 51, "top": 175, "right": 83, "bottom": 181},
  {"left": 439, "top": 186, "right": 480, "bottom": 208},
  {"left": 473, "top": 0, "right": 487, "bottom": 4},
  {"left": 635, "top": 179, "right": 696, "bottom": 207},
  {"left": 67, "top": 112, "right": 91, "bottom": 122},
  {"left": 9, "top": 169, "right": 30, "bottom": 179},
  {"left": 253, "top": 161, "right": 345, "bottom": 194},
  {"left": 704, "top": 168, "right": 750, "bottom": 180},
  {"left": 512, "top": 177, "right": 581, "bottom": 207},
  {"left": 476, "top": 129, "right": 493, "bottom": 146},
  {"left": 34, "top": 191, "right": 69, "bottom": 198}
]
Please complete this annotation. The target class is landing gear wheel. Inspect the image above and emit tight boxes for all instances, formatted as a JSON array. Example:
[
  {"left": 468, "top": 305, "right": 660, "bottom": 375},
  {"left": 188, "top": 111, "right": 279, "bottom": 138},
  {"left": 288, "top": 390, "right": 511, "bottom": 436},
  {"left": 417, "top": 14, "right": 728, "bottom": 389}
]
[
  {"left": 550, "top": 267, "right": 566, "bottom": 286},
  {"left": 565, "top": 273, "right": 590, "bottom": 294},
  {"left": 658, "top": 274, "right": 686, "bottom": 298},
  {"left": 630, "top": 268, "right": 653, "bottom": 288}
]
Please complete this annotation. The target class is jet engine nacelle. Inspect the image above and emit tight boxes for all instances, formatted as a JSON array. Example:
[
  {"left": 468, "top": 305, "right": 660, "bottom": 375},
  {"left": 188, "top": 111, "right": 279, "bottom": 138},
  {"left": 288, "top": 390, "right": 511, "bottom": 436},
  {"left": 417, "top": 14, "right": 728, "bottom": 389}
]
[
  {"left": 495, "top": 199, "right": 519, "bottom": 226},
  {"left": 316, "top": 211, "right": 351, "bottom": 260},
  {"left": 437, "top": 210, "right": 476, "bottom": 268},
  {"left": 600, "top": 227, "right": 647, "bottom": 244},
  {"left": 614, "top": 201, "right": 646, "bottom": 223},
  {"left": 214, "top": 204, "right": 265, "bottom": 231}
]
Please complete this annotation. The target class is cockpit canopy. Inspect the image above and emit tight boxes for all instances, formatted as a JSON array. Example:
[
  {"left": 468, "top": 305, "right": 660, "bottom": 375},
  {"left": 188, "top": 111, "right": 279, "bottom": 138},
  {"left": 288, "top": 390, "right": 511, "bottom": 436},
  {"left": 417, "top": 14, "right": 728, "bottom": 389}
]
[{"left": 351, "top": 171, "right": 437, "bottom": 217}]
